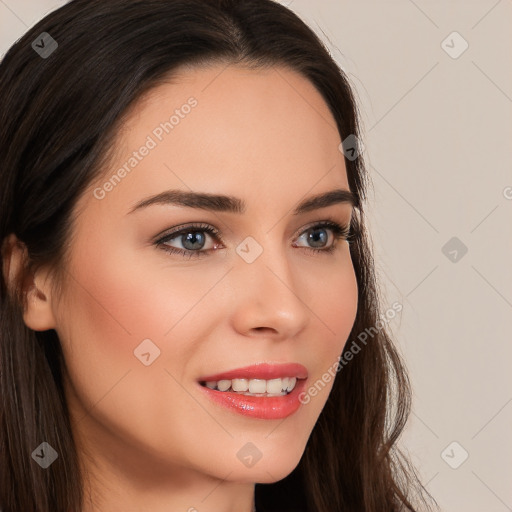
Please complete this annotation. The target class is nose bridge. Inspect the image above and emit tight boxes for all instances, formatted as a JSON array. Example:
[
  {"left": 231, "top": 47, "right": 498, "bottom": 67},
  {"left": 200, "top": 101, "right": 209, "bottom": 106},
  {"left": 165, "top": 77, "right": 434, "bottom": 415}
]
[{"left": 228, "top": 232, "right": 309, "bottom": 336}]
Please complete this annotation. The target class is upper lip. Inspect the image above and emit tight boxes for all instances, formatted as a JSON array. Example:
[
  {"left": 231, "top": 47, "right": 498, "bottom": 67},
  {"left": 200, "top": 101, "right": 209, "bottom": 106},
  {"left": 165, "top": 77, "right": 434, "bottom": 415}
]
[{"left": 197, "top": 362, "right": 308, "bottom": 382}]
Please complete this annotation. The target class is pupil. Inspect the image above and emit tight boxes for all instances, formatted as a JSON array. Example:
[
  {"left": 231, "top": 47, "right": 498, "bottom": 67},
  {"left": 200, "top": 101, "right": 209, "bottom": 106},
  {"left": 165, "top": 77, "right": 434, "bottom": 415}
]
[
  {"left": 308, "top": 228, "right": 327, "bottom": 248},
  {"left": 183, "top": 231, "right": 205, "bottom": 250}
]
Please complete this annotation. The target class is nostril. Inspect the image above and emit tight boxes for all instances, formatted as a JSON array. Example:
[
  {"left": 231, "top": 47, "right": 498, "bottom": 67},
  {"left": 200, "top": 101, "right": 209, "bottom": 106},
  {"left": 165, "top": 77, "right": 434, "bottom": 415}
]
[{"left": 253, "top": 327, "right": 275, "bottom": 334}]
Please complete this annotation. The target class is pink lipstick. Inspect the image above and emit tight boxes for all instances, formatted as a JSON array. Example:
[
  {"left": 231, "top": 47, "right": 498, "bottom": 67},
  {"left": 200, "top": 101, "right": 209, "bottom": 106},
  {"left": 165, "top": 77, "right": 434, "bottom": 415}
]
[{"left": 197, "top": 363, "right": 308, "bottom": 420}]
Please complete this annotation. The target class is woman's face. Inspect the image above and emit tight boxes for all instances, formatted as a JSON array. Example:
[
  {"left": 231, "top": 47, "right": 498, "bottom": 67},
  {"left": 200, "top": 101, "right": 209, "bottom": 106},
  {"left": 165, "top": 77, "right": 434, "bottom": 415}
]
[{"left": 51, "top": 64, "right": 358, "bottom": 492}]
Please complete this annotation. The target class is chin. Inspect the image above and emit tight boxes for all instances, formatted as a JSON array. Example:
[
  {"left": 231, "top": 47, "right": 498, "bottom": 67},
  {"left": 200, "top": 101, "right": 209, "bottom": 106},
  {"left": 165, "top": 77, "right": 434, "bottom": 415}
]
[{"left": 234, "top": 449, "right": 304, "bottom": 484}]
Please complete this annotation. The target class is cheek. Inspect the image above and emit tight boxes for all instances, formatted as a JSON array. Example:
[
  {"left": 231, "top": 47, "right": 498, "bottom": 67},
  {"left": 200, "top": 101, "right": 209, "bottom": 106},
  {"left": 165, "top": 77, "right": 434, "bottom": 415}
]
[
  {"left": 306, "top": 256, "right": 359, "bottom": 350},
  {"left": 55, "top": 241, "right": 223, "bottom": 459},
  {"left": 55, "top": 233, "right": 227, "bottom": 400},
  {"left": 298, "top": 258, "right": 358, "bottom": 405},
  {"left": 60, "top": 237, "right": 219, "bottom": 349},
  {"left": 324, "top": 264, "right": 358, "bottom": 328}
]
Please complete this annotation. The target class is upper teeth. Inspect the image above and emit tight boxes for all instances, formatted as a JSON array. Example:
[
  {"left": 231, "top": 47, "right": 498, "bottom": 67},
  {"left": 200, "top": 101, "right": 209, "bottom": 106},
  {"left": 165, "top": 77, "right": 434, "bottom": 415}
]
[{"left": 204, "top": 377, "right": 297, "bottom": 394}]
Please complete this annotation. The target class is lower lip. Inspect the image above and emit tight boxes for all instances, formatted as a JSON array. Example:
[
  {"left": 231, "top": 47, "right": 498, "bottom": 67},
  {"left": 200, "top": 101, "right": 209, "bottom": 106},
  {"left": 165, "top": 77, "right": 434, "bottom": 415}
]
[{"left": 197, "top": 378, "right": 308, "bottom": 420}]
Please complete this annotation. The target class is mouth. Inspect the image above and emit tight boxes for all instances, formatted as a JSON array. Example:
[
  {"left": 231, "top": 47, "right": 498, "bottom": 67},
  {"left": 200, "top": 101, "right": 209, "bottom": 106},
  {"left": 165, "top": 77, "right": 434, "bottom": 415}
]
[
  {"left": 198, "top": 363, "right": 308, "bottom": 386},
  {"left": 199, "top": 376, "right": 303, "bottom": 397},
  {"left": 198, "top": 363, "right": 308, "bottom": 419}
]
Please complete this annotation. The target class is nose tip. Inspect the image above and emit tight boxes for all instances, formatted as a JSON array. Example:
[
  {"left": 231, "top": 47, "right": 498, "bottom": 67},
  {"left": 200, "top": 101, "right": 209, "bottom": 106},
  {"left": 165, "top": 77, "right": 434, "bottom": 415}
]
[{"left": 229, "top": 258, "right": 310, "bottom": 340}]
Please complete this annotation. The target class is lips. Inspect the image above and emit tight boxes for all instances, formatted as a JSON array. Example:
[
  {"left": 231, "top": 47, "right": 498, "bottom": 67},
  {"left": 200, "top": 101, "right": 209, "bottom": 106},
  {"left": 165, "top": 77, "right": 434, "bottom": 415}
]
[
  {"left": 197, "top": 374, "right": 308, "bottom": 419},
  {"left": 197, "top": 362, "right": 308, "bottom": 382}
]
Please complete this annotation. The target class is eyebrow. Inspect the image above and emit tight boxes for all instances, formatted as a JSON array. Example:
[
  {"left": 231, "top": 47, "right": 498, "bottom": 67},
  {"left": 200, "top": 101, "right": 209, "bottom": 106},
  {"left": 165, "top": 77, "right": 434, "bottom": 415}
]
[{"left": 127, "top": 188, "right": 356, "bottom": 216}]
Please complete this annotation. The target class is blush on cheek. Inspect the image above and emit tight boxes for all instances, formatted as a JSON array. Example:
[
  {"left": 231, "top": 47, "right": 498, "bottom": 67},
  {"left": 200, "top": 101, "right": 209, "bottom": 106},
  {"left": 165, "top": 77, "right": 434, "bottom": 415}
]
[
  {"left": 311, "top": 274, "right": 358, "bottom": 372},
  {"left": 307, "top": 268, "right": 357, "bottom": 332},
  {"left": 60, "top": 284, "right": 132, "bottom": 386}
]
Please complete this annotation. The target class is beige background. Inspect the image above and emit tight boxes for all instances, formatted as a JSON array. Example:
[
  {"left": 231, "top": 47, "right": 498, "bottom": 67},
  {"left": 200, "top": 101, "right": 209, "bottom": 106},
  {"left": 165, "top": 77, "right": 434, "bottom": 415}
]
[{"left": 1, "top": 1, "right": 511, "bottom": 510}]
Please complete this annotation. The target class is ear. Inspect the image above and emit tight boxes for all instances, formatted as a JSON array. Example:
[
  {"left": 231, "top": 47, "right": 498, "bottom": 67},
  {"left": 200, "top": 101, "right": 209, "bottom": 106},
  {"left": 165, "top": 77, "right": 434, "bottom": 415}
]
[{"left": 2, "top": 234, "right": 57, "bottom": 331}]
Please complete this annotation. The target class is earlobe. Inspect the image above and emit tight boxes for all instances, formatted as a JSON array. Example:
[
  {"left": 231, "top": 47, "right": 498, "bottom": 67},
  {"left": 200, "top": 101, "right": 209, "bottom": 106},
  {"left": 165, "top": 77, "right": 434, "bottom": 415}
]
[{"left": 2, "top": 234, "right": 57, "bottom": 331}]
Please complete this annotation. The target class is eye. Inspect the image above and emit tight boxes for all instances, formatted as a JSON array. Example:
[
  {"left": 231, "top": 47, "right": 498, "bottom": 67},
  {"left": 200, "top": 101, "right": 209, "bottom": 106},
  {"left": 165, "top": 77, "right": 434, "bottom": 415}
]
[
  {"left": 292, "top": 220, "right": 353, "bottom": 255},
  {"left": 155, "top": 222, "right": 221, "bottom": 259},
  {"left": 154, "top": 219, "right": 354, "bottom": 259}
]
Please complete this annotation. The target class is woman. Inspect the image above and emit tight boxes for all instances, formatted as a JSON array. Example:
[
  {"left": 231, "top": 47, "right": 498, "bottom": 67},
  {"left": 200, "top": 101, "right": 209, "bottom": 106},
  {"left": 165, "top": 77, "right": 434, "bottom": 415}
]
[{"left": 0, "top": 0, "right": 437, "bottom": 511}]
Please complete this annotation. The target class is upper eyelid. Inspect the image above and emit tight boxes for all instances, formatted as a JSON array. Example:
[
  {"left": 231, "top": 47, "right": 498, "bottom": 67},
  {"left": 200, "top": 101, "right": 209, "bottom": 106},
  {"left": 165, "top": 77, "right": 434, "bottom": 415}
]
[{"left": 155, "top": 222, "right": 219, "bottom": 243}]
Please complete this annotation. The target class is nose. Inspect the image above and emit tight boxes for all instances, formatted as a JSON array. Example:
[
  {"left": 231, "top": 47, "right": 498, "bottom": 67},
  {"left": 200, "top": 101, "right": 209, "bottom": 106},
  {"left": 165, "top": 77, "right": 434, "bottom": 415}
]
[{"left": 228, "top": 242, "right": 311, "bottom": 340}]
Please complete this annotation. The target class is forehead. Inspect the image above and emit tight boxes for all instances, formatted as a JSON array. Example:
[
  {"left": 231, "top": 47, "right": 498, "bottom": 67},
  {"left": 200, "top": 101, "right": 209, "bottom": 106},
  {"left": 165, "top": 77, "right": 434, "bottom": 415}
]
[
  {"left": 81, "top": 63, "right": 350, "bottom": 219},
  {"left": 120, "top": 64, "right": 342, "bottom": 164}
]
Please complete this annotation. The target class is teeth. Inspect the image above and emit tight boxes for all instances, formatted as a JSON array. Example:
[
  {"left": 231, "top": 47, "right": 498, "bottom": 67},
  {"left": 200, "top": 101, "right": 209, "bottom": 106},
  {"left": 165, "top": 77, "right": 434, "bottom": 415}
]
[
  {"left": 217, "top": 380, "right": 231, "bottom": 392},
  {"left": 232, "top": 379, "right": 249, "bottom": 392},
  {"left": 265, "top": 378, "right": 283, "bottom": 394},
  {"left": 202, "top": 377, "right": 298, "bottom": 395},
  {"left": 249, "top": 379, "right": 266, "bottom": 393}
]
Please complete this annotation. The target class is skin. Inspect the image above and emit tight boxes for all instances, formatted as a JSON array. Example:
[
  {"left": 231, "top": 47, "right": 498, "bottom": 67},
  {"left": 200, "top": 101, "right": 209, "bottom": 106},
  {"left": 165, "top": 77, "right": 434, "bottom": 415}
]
[{"left": 6, "top": 64, "right": 358, "bottom": 512}]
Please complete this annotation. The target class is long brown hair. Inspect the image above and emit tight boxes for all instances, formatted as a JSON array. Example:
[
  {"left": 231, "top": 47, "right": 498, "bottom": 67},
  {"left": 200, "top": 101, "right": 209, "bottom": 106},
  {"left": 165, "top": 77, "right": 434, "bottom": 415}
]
[{"left": 0, "top": 1, "right": 437, "bottom": 510}]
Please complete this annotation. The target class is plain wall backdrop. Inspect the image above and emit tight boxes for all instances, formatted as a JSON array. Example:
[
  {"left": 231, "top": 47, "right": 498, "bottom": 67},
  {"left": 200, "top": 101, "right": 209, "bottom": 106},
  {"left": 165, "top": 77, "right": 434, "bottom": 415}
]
[{"left": 1, "top": 1, "right": 511, "bottom": 510}]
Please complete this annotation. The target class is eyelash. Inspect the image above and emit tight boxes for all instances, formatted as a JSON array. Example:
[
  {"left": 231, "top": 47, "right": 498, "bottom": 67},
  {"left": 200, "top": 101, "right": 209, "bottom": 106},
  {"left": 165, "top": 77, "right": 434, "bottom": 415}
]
[{"left": 154, "top": 218, "right": 355, "bottom": 260}]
